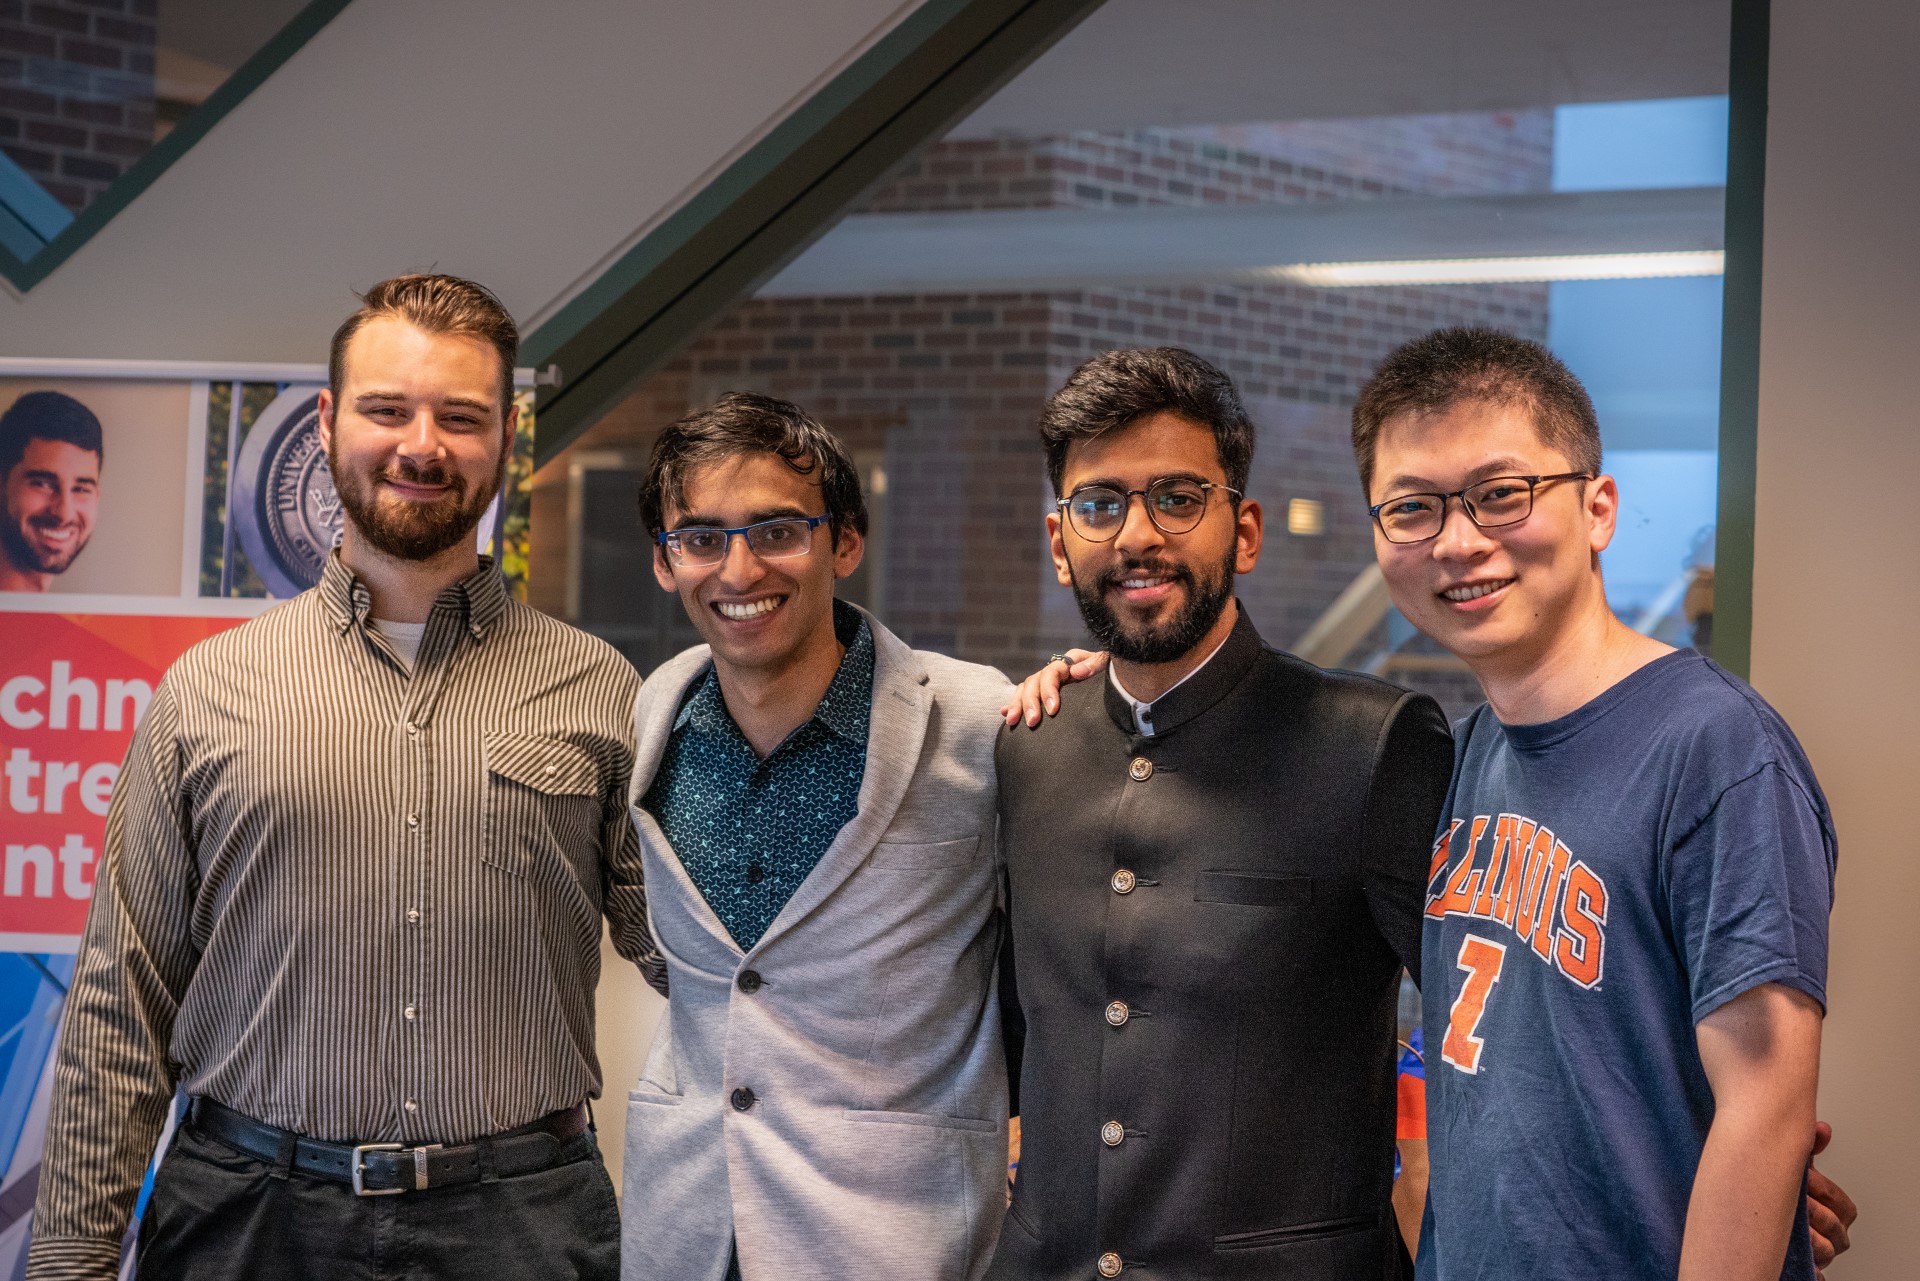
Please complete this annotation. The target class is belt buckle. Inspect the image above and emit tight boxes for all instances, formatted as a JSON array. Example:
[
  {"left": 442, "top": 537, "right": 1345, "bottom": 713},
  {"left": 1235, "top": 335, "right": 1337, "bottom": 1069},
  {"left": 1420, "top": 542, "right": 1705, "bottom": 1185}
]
[{"left": 351, "top": 1143, "right": 405, "bottom": 1196}]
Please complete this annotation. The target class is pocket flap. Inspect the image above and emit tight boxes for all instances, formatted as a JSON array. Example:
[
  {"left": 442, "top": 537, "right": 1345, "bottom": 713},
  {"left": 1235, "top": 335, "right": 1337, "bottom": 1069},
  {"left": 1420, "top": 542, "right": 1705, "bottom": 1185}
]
[
  {"left": 1195, "top": 870, "right": 1314, "bottom": 907},
  {"left": 484, "top": 733, "right": 601, "bottom": 797}
]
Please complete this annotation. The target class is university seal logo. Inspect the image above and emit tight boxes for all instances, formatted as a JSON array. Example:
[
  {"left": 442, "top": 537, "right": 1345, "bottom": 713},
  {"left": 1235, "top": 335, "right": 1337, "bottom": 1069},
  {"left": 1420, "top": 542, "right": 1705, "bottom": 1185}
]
[{"left": 230, "top": 387, "right": 341, "bottom": 599}]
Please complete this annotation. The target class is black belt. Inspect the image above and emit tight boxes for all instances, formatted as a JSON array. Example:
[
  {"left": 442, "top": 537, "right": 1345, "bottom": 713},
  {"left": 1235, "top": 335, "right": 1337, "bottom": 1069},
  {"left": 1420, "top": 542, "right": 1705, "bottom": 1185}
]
[{"left": 187, "top": 1096, "right": 591, "bottom": 1196}]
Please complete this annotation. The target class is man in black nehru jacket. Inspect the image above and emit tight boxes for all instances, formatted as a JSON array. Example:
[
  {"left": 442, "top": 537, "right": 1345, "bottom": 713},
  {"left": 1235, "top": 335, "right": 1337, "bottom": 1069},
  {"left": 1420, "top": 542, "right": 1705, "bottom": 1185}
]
[{"left": 990, "top": 347, "right": 1451, "bottom": 1281}]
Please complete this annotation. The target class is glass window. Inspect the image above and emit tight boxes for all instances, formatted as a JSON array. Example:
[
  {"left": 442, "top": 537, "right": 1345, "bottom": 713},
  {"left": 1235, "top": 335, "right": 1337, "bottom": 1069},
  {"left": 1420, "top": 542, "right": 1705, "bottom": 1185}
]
[{"left": 535, "top": 3, "right": 1732, "bottom": 728}]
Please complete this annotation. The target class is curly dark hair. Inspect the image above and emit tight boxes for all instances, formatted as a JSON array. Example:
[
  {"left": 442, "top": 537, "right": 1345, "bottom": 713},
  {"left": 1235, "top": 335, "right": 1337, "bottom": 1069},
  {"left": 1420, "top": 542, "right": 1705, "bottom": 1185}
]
[{"left": 638, "top": 392, "right": 867, "bottom": 544}]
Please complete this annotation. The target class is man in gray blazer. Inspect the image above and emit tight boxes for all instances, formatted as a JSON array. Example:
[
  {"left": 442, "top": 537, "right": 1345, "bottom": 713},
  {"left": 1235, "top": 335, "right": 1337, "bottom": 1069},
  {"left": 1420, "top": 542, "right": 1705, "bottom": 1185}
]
[{"left": 620, "top": 393, "right": 1013, "bottom": 1281}]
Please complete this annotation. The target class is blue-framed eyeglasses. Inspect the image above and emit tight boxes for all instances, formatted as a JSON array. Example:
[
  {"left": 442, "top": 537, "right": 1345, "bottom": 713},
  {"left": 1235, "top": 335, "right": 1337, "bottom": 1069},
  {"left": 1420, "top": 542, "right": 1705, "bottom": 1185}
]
[{"left": 655, "top": 515, "right": 830, "bottom": 566}]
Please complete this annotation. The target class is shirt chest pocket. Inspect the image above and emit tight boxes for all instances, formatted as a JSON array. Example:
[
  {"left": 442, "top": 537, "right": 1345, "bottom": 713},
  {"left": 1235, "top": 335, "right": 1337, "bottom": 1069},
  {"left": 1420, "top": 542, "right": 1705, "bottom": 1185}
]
[{"left": 482, "top": 732, "right": 604, "bottom": 879}]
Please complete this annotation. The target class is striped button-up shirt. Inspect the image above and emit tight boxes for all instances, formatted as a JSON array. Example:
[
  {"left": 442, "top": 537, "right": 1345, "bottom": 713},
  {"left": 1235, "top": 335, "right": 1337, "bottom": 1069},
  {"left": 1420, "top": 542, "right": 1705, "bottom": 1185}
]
[{"left": 27, "top": 554, "right": 662, "bottom": 1279}]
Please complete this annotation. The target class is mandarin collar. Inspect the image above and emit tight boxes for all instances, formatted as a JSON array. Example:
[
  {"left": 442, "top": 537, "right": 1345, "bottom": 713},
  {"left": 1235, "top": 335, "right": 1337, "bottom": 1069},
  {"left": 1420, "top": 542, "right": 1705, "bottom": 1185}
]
[
  {"left": 318, "top": 549, "right": 510, "bottom": 641},
  {"left": 1101, "top": 601, "right": 1264, "bottom": 738}
]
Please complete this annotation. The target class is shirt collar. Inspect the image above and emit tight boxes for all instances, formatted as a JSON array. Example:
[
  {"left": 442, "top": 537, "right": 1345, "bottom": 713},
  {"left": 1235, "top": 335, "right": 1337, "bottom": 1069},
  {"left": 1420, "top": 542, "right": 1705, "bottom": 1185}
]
[
  {"left": 1108, "top": 623, "right": 1233, "bottom": 736},
  {"left": 1102, "top": 601, "right": 1265, "bottom": 738},
  {"left": 811, "top": 600, "right": 875, "bottom": 744},
  {"left": 318, "top": 549, "right": 510, "bottom": 642},
  {"left": 675, "top": 599, "right": 875, "bottom": 749}
]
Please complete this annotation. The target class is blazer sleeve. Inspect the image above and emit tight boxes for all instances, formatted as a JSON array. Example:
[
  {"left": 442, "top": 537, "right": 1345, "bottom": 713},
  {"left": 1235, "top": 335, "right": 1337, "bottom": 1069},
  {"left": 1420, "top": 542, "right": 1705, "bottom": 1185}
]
[{"left": 1360, "top": 690, "right": 1454, "bottom": 986}]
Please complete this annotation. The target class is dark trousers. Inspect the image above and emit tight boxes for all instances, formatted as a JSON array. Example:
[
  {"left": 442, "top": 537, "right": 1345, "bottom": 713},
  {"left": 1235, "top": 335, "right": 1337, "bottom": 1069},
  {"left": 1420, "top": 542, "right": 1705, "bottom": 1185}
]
[{"left": 133, "top": 1117, "right": 620, "bottom": 1280}]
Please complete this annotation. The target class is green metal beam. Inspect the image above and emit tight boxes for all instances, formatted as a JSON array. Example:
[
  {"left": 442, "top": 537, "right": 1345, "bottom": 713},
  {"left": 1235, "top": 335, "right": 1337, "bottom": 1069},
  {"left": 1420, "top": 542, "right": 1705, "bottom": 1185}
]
[
  {"left": 0, "top": 0, "right": 356, "bottom": 293},
  {"left": 1712, "top": 0, "right": 1769, "bottom": 678},
  {"left": 526, "top": 0, "right": 1107, "bottom": 469}
]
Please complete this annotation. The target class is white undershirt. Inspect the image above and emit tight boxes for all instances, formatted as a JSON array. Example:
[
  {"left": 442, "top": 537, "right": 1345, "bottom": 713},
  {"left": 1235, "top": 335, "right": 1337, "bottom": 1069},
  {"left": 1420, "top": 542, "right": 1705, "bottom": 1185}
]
[
  {"left": 371, "top": 618, "right": 427, "bottom": 670},
  {"left": 1107, "top": 627, "right": 1234, "bottom": 737}
]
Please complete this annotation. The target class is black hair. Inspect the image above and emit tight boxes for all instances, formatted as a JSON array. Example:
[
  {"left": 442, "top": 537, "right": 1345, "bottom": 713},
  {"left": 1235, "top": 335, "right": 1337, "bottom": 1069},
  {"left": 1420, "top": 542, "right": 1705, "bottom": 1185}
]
[
  {"left": 1038, "top": 347, "right": 1254, "bottom": 495},
  {"left": 638, "top": 392, "right": 867, "bottom": 542},
  {"left": 0, "top": 391, "right": 104, "bottom": 477},
  {"left": 1352, "top": 327, "right": 1601, "bottom": 491}
]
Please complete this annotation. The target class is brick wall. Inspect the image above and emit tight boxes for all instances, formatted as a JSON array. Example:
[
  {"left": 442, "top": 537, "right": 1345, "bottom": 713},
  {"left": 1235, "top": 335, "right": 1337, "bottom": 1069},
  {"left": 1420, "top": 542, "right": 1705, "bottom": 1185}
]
[
  {"left": 0, "top": 0, "right": 156, "bottom": 214},
  {"left": 537, "top": 111, "right": 1552, "bottom": 690}
]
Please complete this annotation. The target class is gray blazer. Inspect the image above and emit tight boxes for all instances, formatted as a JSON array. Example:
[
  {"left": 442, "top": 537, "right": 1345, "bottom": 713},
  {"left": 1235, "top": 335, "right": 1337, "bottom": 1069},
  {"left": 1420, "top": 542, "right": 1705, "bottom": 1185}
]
[{"left": 619, "top": 609, "right": 1012, "bottom": 1281}]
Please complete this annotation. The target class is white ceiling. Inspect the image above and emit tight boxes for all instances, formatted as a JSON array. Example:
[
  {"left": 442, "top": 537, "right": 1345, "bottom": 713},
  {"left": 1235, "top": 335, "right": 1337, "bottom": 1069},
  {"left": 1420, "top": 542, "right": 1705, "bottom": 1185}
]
[{"left": 954, "top": 0, "right": 1730, "bottom": 136}]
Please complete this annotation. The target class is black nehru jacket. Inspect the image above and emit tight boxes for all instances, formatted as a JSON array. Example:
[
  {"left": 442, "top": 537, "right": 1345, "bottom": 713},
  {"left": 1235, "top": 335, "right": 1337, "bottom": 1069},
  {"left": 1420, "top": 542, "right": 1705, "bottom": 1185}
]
[{"left": 991, "top": 605, "right": 1453, "bottom": 1281}]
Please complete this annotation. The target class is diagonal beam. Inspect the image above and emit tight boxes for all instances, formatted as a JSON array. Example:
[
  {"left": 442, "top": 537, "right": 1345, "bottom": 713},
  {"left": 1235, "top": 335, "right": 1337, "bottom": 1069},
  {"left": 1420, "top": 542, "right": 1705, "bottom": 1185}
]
[{"left": 526, "top": 0, "right": 1107, "bottom": 469}]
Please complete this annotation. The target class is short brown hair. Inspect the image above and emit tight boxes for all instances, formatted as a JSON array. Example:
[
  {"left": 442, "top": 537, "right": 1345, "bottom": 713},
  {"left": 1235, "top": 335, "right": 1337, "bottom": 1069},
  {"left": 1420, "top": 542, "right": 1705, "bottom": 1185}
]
[
  {"left": 1351, "top": 327, "right": 1601, "bottom": 492},
  {"left": 639, "top": 392, "right": 867, "bottom": 543},
  {"left": 328, "top": 273, "right": 519, "bottom": 415}
]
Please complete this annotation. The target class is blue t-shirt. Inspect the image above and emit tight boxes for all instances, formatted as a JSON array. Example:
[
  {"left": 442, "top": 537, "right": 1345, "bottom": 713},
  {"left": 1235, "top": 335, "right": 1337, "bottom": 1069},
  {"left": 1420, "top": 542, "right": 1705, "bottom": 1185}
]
[{"left": 1417, "top": 650, "right": 1835, "bottom": 1281}]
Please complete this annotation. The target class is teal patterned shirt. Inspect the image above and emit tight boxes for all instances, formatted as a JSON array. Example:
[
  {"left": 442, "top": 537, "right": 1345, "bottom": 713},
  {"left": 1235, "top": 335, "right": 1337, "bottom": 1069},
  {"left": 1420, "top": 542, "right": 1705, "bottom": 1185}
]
[{"left": 641, "top": 603, "right": 873, "bottom": 950}]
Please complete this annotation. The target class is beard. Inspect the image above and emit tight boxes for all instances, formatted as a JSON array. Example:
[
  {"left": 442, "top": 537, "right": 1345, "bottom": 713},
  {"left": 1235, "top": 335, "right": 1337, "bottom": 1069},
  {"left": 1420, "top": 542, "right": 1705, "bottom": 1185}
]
[
  {"left": 0, "top": 505, "right": 87, "bottom": 575},
  {"left": 329, "top": 445, "right": 499, "bottom": 563},
  {"left": 1069, "top": 542, "right": 1236, "bottom": 665}
]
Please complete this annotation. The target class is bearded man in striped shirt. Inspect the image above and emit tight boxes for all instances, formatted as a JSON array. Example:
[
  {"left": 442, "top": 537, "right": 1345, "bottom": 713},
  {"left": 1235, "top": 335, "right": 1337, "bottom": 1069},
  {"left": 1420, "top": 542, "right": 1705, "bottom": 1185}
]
[{"left": 27, "top": 275, "right": 660, "bottom": 1281}]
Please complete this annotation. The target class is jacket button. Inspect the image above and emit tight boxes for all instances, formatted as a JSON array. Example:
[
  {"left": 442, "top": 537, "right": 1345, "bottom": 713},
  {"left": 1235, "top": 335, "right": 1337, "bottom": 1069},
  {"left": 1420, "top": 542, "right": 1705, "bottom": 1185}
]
[
  {"left": 1110, "top": 868, "right": 1136, "bottom": 894},
  {"left": 1097, "top": 1252, "right": 1123, "bottom": 1277},
  {"left": 1101, "top": 1120, "right": 1125, "bottom": 1147},
  {"left": 1105, "top": 1000, "right": 1130, "bottom": 1027},
  {"left": 1128, "top": 757, "right": 1153, "bottom": 782},
  {"left": 737, "top": 970, "right": 763, "bottom": 994},
  {"left": 731, "top": 1087, "right": 756, "bottom": 1112}
]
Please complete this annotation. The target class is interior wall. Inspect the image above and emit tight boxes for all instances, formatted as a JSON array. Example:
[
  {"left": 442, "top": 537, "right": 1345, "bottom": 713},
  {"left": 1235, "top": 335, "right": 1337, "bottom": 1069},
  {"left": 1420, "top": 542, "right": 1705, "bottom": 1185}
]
[
  {"left": 0, "top": 0, "right": 922, "bottom": 359},
  {"left": 1749, "top": 2, "right": 1920, "bottom": 1275}
]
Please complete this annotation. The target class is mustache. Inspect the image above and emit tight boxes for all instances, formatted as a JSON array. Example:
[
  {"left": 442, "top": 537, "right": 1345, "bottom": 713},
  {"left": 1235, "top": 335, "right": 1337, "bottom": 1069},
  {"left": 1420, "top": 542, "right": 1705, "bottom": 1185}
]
[
  {"left": 1096, "top": 558, "right": 1193, "bottom": 591},
  {"left": 376, "top": 458, "right": 462, "bottom": 491},
  {"left": 25, "top": 513, "right": 80, "bottom": 530}
]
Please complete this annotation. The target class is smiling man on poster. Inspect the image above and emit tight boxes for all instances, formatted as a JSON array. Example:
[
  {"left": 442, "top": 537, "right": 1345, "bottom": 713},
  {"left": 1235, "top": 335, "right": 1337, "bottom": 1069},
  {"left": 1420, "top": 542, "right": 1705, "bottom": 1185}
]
[{"left": 0, "top": 392, "right": 103, "bottom": 593}]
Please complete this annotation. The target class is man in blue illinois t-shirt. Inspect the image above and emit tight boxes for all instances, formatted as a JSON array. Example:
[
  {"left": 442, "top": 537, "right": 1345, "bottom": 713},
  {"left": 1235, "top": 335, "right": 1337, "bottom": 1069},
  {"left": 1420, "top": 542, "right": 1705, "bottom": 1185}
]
[{"left": 1353, "top": 327, "right": 1835, "bottom": 1281}]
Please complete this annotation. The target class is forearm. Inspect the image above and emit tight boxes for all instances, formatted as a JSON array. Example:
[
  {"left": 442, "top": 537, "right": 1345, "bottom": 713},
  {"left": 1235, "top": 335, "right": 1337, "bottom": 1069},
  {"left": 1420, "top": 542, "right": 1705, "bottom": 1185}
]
[
  {"left": 31, "top": 698, "right": 191, "bottom": 1273},
  {"left": 1392, "top": 1139, "right": 1429, "bottom": 1257},
  {"left": 28, "top": 951, "right": 180, "bottom": 1275},
  {"left": 1678, "top": 1101, "right": 1813, "bottom": 1281},
  {"left": 1682, "top": 983, "right": 1823, "bottom": 1281}
]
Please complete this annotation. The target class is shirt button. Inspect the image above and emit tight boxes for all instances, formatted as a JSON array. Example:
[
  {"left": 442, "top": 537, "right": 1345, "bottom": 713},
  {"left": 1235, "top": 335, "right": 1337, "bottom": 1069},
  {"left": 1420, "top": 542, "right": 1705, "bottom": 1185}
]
[
  {"left": 1110, "top": 868, "right": 1136, "bottom": 894},
  {"left": 1101, "top": 1120, "right": 1125, "bottom": 1147},
  {"left": 1098, "top": 1252, "right": 1123, "bottom": 1277},
  {"left": 404, "top": 1099, "right": 418, "bottom": 1114},
  {"left": 405, "top": 722, "right": 418, "bottom": 737},
  {"left": 1128, "top": 757, "right": 1153, "bottom": 782},
  {"left": 544, "top": 764, "right": 558, "bottom": 776},
  {"left": 745, "top": 864, "right": 765, "bottom": 885},
  {"left": 1105, "top": 1000, "right": 1130, "bottom": 1027},
  {"left": 737, "top": 970, "right": 763, "bottom": 994},
  {"left": 405, "top": 909, "right": 421, "bottom": 925},
  {"left": 406, "top": 814, "right": 419, "bottom": 828},
  {"left": 404, "top": 1005, "right": 417, "bottom": 1021},
  {"left": 731, "top": 1087, "right": 756, "bottom": 1112}
]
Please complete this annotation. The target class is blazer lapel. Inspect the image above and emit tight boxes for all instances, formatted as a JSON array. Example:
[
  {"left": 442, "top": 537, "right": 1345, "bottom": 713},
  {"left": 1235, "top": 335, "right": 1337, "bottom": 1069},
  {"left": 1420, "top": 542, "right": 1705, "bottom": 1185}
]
[
  {"left": 628, "top": 645, "right": 748, "bottom": 956},
  {"left": 745, "top": 610, "right": 931, "bottom": 958}
]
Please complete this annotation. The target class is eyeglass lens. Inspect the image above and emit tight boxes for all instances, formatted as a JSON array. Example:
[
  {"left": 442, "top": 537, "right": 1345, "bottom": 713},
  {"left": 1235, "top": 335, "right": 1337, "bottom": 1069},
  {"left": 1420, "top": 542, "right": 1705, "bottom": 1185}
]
[
  {"left": 1375, "top": 477, "right": 1538, "bottom": 543},
  {"left": 1066, "top": 479, "right": 1213, "bottom": 540},
  {"left": 668, "top": 518, "right": 816, "bottom": 565}
]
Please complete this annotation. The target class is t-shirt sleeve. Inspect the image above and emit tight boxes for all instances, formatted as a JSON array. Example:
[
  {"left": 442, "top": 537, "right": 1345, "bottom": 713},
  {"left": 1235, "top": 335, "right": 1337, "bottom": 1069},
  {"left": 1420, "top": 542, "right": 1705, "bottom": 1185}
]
[{"left": 1665, "top": 761, "right": 1835, "bottom": 1023}]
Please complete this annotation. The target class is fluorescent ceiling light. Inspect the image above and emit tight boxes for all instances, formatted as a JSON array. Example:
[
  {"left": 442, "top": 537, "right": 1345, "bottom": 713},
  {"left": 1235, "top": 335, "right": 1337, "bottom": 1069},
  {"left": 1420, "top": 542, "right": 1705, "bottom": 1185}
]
[{"left": 1261, "top": 250, "right": 1724, "bottom": 287}]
